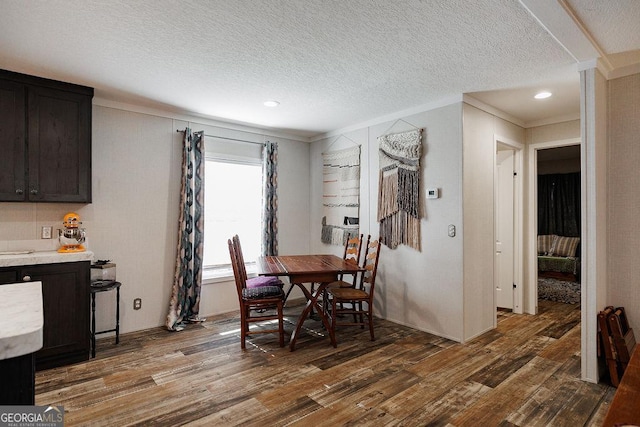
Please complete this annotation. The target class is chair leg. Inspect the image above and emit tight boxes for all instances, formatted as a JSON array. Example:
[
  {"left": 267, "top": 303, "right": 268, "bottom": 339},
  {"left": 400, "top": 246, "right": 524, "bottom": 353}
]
[
  {"left": 331, "top": 297, "right": 338, "bottom": 338},
  {"left": 368, "top": 303, "right": 375, "bottom": 341},
  {"left": 240, "top": 305, "right": 247, "bottom": 349},
  {"left": 278, "top": 301, "right": 285, "bottom": 347}
]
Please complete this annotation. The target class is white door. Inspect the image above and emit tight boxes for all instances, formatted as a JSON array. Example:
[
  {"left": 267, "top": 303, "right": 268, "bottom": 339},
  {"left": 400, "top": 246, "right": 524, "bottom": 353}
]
[{"left": 496, "top": 149, "right": 515, "bottom": 309}]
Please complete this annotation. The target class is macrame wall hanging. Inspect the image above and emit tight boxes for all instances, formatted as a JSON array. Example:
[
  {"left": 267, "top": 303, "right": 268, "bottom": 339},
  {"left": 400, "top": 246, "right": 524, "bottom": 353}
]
[
  {"left": 321, "top": 144, "right": 361, "bottom": 245},
  {"left": 377, "top": 128, "right": 422, "bottom": 251}
]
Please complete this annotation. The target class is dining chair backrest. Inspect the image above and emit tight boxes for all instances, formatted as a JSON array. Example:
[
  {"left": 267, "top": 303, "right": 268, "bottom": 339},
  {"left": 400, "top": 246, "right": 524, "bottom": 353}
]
[
  {"left": 358, "top": 238, "right": 381, "bottom": 297},
  {"left": 343, "top": 233, "right": 364, "bottom": 264},
  {"left": 228, "top": 237, "right": 246, "bottom": 303},
  {"left": 232, "top": 234, "right": 249, "bottom": 282},
  {"left": 337, "top": 233, "right": 364, "bottom": 286}
]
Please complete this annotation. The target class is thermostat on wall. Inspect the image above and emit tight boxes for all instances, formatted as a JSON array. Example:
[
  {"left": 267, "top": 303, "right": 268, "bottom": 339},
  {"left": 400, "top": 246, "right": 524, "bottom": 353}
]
[{"left": 427, "top": 188, "right": 439, "bottom": 199}]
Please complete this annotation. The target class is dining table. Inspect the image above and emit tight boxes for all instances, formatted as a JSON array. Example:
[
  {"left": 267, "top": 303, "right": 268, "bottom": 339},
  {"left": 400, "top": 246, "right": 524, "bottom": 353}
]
[{"left": 256, "top": 254, "right": 363, "bottom": 351}]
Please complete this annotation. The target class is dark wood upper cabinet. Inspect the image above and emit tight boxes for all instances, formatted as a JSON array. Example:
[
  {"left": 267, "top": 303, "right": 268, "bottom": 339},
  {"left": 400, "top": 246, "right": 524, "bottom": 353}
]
[
  {"left": 0, "top": 69, "right": 93, "bottom": 203},
  {"left": 0, "top": 79, "right": 26, "bottom": 201}
]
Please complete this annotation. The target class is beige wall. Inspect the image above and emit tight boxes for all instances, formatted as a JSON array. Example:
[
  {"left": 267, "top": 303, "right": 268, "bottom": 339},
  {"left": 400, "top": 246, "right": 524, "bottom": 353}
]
[
  {"left": 608, "top": 72, "right": 640, "bottom": 334},
  {"left": 310, "top": 104, "right": 465, "bottom": 341},
  {"left": 0, "top": 104, "right": 311, "bottom": 334}
]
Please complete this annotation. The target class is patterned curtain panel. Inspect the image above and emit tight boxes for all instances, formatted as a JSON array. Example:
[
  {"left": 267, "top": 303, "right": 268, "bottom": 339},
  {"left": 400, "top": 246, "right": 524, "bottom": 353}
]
[
  {"left": 166, "top": 129, "right": 205, "bottom": 331},
  {"left": 321, "top": 146, "right": 361, "bottom": 245},
  {"left": 262, "top": 141, "right": 278, "bottom": 256},
  {"left": 377, "top": 129, "right": 422, "bottom": 250}
]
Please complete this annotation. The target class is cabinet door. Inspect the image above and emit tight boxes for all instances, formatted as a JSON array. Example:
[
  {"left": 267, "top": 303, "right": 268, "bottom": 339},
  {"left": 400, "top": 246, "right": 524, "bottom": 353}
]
[
  {"left": 22, "top": 261, "right": 90, "bottom": 369},
  {"left": 27, "top": 86, "right": 92, "bottom": 202},
  {"left": 0, "top": 268, "right": 20, "bottom": 284},
  {"left": 0, "top": 80, "right": 26, "bottom": 201}
]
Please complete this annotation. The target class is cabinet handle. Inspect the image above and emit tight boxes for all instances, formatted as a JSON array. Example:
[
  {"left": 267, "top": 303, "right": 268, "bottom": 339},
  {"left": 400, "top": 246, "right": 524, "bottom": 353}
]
[
  {"left": 23, "top": 275, "right": 31, "bottom": 281},
  {"left": 30, "top": 189, "right": 38, "bottom": 195},
  {"left": 15, "top": 189, "right": 24, "bottom": 195}
]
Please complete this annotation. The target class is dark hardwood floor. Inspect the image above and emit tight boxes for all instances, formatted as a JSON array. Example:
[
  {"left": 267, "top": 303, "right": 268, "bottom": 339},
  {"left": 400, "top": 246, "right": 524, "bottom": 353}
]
[{"left": 35, "top": 299, "right": 615, "bottom": 426}]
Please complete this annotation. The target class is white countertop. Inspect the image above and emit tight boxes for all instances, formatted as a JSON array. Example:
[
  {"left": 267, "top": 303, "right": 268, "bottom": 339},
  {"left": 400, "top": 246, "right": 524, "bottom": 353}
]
[
  {"left": 0, "top": 250, "right": 94, "bottom": 268},
  {"left": 0, "top": 281, "right": 44, "bottom": 360}
]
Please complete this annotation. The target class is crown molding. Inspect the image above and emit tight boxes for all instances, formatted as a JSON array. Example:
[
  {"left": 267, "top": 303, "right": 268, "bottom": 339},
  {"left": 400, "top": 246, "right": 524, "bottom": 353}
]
[
  {"left": 312, "top": 95, "right": 464, "bottom": 142},
  {"left": 93, "top": 97, "right": 311, "bottom": 142}
]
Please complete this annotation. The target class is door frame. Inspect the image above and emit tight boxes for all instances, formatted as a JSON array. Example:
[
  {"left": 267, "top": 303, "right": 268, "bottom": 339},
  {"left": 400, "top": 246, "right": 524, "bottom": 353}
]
[
  {"left": 494, "top": 135, "right": 524, "bottom": 314},
  {"left": 526, "top": 137, "right": 581, "bottom": 315}
]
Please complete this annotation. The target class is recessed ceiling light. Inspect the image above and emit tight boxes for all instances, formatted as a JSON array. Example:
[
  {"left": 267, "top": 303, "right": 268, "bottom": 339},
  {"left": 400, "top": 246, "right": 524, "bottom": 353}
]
[
  {"left": 534, "top": 91, "right": 552, "bottom": 99},
  {"left": 263, "top": 100, "right": 280, "bottom": 107}
]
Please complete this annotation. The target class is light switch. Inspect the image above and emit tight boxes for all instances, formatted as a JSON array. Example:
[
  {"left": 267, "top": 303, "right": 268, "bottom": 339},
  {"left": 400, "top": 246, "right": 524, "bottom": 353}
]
[{"left": 448, "top": 224, "right": 456, "bottom": 237}]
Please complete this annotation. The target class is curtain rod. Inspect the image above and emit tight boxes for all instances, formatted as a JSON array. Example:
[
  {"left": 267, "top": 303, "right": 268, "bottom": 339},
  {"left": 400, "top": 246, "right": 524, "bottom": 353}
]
[{"left": 176, "top": 129, "right": 265, "bottom": 146}]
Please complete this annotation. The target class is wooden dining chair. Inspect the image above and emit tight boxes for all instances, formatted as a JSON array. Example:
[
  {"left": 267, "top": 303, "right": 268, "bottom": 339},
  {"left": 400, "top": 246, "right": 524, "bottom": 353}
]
[
  {"left": 228, "top": 237, "right": 285, "bottom": 349},
  {"left": 327, "top": 238, "right": 381, "bottom": 341},
  {"left": 322, "top": 234, "right": 367, "bottom": 313},
  {"left": 334, "top": 233, "right": 366, "bottom": 288},
  {"left": 285, "top": 233, "right": 364, "bottom": 307},
  {"left": 232, "top": 235, "right": 283, "bottom": 289}
]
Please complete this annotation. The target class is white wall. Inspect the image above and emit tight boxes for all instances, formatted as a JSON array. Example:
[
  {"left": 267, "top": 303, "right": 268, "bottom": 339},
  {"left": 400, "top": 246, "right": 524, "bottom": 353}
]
[
  {"left": 461, "top": 104, "right": 524, "bottom": 341},
  {"left": 311, "top": 104, "right": 466, "bottom": 341},
  {"left": 581, "top": 67, "right": 608, "bottom": 382},
  {"left": 0, "top": 104, "right": 311, "bottom": 334}
]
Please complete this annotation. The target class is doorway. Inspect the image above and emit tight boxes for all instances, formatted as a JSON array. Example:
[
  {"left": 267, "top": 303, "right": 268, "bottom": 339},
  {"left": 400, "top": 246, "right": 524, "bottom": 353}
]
[{"left": 526, "top": 138, "right": 581, "bottom": 314}]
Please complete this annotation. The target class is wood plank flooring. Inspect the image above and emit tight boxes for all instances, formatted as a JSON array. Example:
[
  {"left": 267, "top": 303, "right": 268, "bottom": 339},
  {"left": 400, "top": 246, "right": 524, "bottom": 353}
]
[{"left": 35, "top": 300, "right": 616, "bottom": 426}]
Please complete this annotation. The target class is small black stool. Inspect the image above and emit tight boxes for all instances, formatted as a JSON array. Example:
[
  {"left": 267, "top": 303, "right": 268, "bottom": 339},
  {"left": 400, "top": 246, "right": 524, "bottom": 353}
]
[{"left": 90, "top": 280, "right": 122, "bottom": 358}]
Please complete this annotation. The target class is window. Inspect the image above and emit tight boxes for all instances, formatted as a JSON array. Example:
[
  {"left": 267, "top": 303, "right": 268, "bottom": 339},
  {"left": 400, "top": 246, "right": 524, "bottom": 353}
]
[{"left": 202, "top": 136, "right": 264, "bottom": 281}]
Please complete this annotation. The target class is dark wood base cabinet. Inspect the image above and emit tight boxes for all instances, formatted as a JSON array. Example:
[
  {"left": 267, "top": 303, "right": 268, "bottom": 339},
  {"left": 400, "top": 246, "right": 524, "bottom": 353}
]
[
  {"left": 0, "top": 354, "right": 35, "bottom": 405},
  {"left": 0, "top": 261, "right": 90, "bottom": 370}
]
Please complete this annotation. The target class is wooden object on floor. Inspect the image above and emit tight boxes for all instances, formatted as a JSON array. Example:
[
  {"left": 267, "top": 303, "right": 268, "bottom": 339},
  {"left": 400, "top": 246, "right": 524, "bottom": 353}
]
[
  {"left": 602, "top": 346, "right": 640, "bottom": 427},
  {"left": 598, "top": 306, "right": 621, "bottom": 386},
  {"left": 597, "top": 305, "right": 637, "bottom": 387},
  {"left": 256, "top": 253, "right": 363, "bottom": 351},
  {"left": 228, "top": 236, "right": 285, "bottom": 349},
  {"left": 608, "top": 307, "right": 636, "bottom": 368},
  {"left": 327, "top": 238, "right": 381, "bottom": 342},
  {"left": 288, "top": 233, "right": 364, "bottom": 308}
]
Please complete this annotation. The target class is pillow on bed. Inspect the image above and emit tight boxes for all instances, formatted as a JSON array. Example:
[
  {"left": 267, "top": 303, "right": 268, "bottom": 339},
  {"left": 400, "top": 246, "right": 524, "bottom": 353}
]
[
  {"left": 550, "top": 236, "right": 580, "bottom": 257},
  {"left": 537, "top": 235, "right": 557, "bottom": 255}
]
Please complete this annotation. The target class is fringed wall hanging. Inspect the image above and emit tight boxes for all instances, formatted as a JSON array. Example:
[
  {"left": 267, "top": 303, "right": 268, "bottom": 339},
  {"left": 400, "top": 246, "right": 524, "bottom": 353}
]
[
  {"left": 321, "top": 145, "right": 361, "bottom": 245},
  {"left": 377, "top": 128, "right": 422, "bottom": 250}
]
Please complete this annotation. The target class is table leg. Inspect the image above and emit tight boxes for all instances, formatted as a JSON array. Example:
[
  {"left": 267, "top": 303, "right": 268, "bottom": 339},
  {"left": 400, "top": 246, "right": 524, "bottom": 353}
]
[
  {"left": 91, "top": 292, "right": 96, "bottom": 358},
  {"left": 288, "top": 282, "right": 336, "bottom": 351},
  {"left": 115, "top": 285, "right": 120, "bottom": 344}
]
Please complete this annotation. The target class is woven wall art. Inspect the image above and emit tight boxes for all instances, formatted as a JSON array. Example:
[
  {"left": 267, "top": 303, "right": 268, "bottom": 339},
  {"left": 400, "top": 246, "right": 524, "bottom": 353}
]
[
  {"left": 377, "top": 129, "right": 422, "bottom": 251},
  {"left": 321, "top": 146, "right": 361, "bottom": 245}
]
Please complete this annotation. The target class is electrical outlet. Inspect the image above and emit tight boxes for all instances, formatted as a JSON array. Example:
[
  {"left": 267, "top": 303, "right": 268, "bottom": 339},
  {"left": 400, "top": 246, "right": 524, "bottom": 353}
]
[
  {"left": 133, "top": 298, "right": 142, "bottom": 310},
  {"left": 41, "top": 226, "right": 52, "bottom": 239}
]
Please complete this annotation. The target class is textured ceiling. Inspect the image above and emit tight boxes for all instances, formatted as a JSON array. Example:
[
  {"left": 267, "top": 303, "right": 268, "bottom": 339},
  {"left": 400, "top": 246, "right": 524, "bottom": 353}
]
[{"left": 0, "top": 0, "right": 638, "bottom": 138}]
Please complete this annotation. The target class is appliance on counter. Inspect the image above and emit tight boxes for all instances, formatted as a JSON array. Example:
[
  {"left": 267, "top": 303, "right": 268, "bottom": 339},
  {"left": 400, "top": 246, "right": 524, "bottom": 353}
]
[
  {"left": 91, "top": 260, "right": 116, "bottom": 282},
  {"left": 57, "top": 212, "right": 86, "bottom": 253}
]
